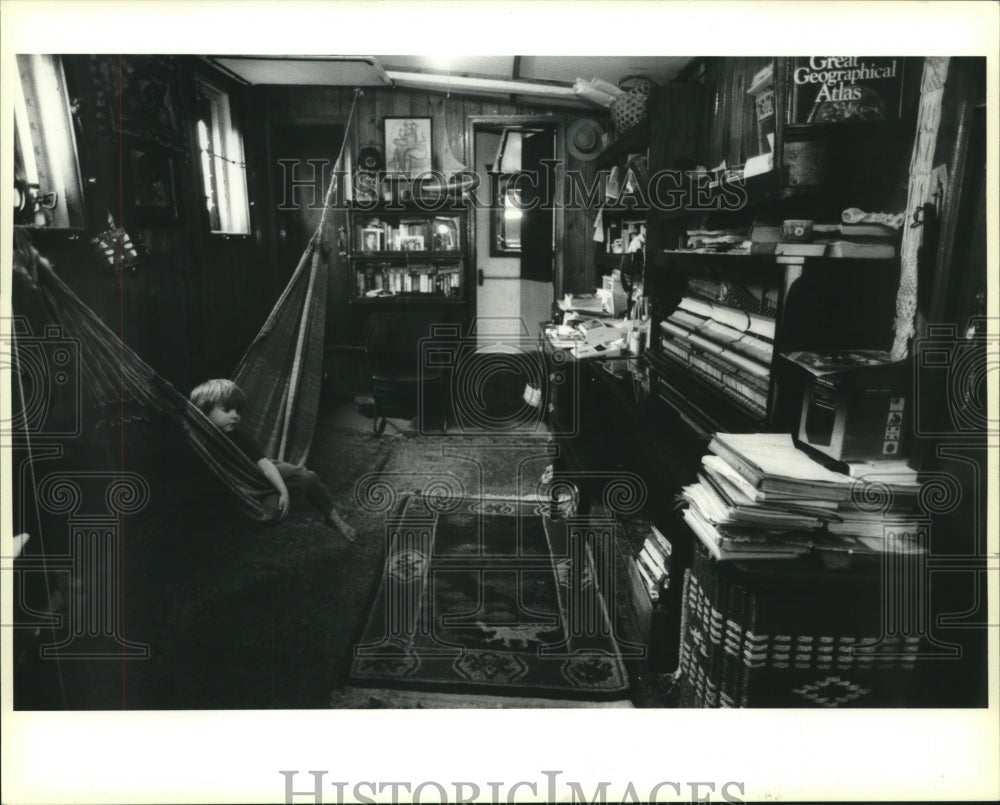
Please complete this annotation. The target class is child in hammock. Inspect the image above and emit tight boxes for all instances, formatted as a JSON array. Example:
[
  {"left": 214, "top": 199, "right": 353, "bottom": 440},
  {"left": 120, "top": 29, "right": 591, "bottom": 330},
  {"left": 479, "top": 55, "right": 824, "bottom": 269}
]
[{"left": 190, "top": 379, "right": 356, "bottom": 541}]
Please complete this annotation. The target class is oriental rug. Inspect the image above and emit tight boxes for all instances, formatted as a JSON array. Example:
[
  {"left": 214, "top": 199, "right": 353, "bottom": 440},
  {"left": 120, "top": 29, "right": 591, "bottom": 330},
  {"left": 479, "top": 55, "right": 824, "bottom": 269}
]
[{"left": 349, "top": 494, "right": 630, "bottom": 700}]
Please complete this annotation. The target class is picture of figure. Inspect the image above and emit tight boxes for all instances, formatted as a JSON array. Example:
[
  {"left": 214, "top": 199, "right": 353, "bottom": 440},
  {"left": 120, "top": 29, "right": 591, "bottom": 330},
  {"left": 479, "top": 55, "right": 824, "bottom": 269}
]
[
  {"left": 361, "top": 227, "right": 383, "bottom": 252},
  {"left": 385, "top": 117, "right": 431, "bottom": 176}
]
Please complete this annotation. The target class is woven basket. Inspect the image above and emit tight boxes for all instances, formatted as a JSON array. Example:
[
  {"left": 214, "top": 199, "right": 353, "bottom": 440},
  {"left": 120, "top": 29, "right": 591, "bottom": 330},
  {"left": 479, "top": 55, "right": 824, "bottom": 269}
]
[{"left": 610, "top": 75, "right": 657, "bottom": 133}]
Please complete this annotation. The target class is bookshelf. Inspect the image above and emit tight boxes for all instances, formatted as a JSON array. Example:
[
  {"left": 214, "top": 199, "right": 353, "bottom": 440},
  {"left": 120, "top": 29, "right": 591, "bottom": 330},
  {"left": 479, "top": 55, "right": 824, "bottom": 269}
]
[
  {"left": 347, "top": 205, "right": 470, "bottom": 305},
  {"left": 636, "top": 56, "right": 914, "bottom": 439},
  {"left": 545, "top": 56, "right": 986, "bottom": 705}
]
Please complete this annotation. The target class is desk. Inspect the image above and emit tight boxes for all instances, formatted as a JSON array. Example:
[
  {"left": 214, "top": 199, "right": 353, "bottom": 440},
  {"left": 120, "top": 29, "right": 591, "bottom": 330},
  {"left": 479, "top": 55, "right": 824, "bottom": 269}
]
[
  {"left": 540, "top": 327, "right": 932, "bottom": 699},
  {"left": 541, "top": 326, "right": 700, "bottom": 670}
]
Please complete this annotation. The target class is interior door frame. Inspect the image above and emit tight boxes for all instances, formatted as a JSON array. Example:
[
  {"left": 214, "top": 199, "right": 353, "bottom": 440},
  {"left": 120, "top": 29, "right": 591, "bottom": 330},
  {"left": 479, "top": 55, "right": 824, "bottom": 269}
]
[{"left": 465, "top": 114, "right": 566, "bottom": 327}]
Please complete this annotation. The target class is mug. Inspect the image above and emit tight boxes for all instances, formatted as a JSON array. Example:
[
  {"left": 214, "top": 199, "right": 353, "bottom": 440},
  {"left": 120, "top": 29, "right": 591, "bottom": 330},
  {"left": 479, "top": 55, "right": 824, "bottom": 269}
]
[{"left": 781, "top": 219, "right": 814, "bottom": 242}]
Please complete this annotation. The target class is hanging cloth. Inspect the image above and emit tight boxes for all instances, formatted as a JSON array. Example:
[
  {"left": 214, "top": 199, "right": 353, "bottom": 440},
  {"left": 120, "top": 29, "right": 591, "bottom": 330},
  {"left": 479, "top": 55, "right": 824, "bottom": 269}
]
[
  {"left": 231, "top": 91, "right": 360, "bottom": 466},
  {"left": 14, "top": 258, "right": 275, "bottom": 520},
  {"left": 891, "top": 57, "right": 950, "bottom": 359},
  {"left": 10, "top": 91, "right": 363, "bottom": 518}
]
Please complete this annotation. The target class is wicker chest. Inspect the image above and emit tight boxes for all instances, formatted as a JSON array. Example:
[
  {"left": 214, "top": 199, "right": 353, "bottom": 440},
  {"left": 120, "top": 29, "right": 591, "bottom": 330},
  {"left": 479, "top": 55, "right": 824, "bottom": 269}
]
[{"left": 677, "top": 543, "right": 922, "bottom": 707}]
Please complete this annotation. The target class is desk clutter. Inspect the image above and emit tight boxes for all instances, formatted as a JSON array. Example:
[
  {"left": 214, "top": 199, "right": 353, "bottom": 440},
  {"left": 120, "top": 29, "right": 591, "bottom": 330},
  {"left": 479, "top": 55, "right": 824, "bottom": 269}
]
[
  {"left": 679, "top": 432, "right": 926, "bottom": 564},
  {"left": 670, "top": 209, "right": 901, "bottom": 259},
  {"left": 550, "top": 272, "right": 651, "bottom": 359}
]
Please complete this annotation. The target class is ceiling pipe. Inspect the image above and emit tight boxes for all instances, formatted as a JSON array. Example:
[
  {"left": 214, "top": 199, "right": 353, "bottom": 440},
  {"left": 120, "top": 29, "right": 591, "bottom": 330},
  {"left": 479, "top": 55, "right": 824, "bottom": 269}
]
[{"left": 385, "top": 70, "right": 586, "bottom": 104}]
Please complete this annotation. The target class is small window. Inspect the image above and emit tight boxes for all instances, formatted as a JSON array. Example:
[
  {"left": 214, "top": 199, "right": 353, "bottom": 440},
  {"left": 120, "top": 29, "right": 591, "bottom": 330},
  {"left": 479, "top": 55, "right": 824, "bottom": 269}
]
[
  {"left": 194, "top": 78, "right": 250, "bottom": 234},
  {"left": 14, "top": 54, "right": 85, "bottom": 229}
]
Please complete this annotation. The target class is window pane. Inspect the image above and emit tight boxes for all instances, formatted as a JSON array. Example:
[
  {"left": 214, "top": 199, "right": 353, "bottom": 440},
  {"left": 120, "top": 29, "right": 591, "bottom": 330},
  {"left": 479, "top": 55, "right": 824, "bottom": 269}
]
[
  {"left": 195, "top": 78, "right": 249, "bottom": 234},
  {"left": 15, "top": 55, "right": 85, "bottom": 228}
]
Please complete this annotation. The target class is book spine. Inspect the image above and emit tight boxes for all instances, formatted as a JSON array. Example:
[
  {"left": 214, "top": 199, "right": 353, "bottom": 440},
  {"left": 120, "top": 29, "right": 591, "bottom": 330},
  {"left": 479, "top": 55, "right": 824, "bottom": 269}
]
[
  {"left": 708, "top": 438, "right": 765, "bottom": 490},
  {"left": 643, "top": 534, "right": 672, "bottom": 565},
  {"left": 635, "top": 557, "right": 661, "bottom": 601},
  {"left": 640, "top": 544, "right": 669, "bottom": 583},
  {"left": 650, "top": 525, "right": 674, "bottom": 559},
  {"left": 688, "top": 350, "right": 770, "bottom": 406}
]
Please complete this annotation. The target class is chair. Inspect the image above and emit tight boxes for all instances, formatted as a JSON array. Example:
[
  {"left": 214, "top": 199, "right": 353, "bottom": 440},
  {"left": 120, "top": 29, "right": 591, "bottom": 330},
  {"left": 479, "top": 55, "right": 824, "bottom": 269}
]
[{"left": 364, "top": 312, "right": 446, "bottom": 436}]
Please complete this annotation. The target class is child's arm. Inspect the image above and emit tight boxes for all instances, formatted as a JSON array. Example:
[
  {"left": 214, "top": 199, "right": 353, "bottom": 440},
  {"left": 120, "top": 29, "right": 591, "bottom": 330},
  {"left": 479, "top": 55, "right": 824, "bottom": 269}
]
[{"left": 257, "top": 458, "right": 290, "bottom": 519}]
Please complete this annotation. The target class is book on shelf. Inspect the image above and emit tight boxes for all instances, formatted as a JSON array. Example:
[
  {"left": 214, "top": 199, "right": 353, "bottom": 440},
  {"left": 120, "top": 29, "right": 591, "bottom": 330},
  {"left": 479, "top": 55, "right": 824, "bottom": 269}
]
[
  {"left": 682, "top": 475, "right": 825, "bottom": 531},
  {"left": 677, "top": 428, "right": 931, "bottom": 562},
  {"left": 825, "top": 515, "right": 926, "bottom": 539},
  {"left": 683, "top": 444, "right": 928, "bottom": 561},
  {"left": 788, "top": 57, "right": 905, "bottom": 125},
  {"left": 634, "top": 557, "right": 662, "bottom": 602},
  {"left": 639, "top": 543, "right": 669, "bottom": 584},
  {"left": 708, "top": 432, "right": 860, "bottom": 503},
  {"left": 659, "top": 338, "right": 769, "bottom": 414},
  {"left": 664, "top": 308, "right": 775, "bottom": 365},
  {"left": 810, "top": 530, "right": 928, "bottom": 556},
  {"left": 682, "top": 508, "right": 811, "bottom": 562},
  {"left": 649, "top": 524, "right": 673, "bottom": 558},
  {"left": 701, "top": 462, "right": 842, "bottom": 520},
  {"left": 701, "top": 455, "right": 840, "bottom": 510},
  {"left": 661, "top": 320, "right": 771, "bottom": 380},
  {"left": 823, "top": 241, "right": 896, "bottom": 259},
  {"left": 844, "top": 458, "right": 918, "bottom": 482},
  {"left": 774, "top": 242, "right": 828, "bottom": 257},
  {"left": 677, "top": 297, "right": 775, "bottom": 341}
]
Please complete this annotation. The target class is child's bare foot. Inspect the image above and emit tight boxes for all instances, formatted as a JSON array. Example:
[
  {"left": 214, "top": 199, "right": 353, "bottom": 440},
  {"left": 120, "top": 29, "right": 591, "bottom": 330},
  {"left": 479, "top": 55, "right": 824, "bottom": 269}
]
[{"left": 326, "top": 508, "right": 357, "bottom": 541}]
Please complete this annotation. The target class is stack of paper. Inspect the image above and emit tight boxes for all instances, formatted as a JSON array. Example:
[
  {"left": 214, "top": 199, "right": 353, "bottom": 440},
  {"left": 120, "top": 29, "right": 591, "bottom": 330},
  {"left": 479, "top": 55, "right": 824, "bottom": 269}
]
[{"left": 679, "top": 432, "right": 926, "bottom": 561}]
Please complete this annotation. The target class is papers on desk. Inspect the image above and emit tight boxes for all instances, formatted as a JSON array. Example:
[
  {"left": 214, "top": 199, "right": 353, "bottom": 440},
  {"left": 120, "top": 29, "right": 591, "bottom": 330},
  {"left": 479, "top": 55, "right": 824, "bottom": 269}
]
[
  {"left": 544, "top": 321, "right": 628, "bottom": 359},
  {"left": 557, "top": 293, "right": 607, "bottom": 315}
]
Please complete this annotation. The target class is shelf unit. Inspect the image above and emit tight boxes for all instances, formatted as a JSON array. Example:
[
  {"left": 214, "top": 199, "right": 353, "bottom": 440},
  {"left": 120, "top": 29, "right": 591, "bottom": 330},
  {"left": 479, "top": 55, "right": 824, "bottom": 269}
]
[
  {"left": 347, "top": 206, "right": 469, "bottom": 304},
  {"left": 636, "top": 57, "right": 911, "bottom": 437}
]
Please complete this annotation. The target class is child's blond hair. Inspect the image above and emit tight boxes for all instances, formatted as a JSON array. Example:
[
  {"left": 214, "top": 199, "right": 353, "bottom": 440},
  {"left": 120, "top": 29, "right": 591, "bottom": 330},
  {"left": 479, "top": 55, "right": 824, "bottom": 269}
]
[{"left": 190, "top": 378, "right": 247, "bottom": 415}]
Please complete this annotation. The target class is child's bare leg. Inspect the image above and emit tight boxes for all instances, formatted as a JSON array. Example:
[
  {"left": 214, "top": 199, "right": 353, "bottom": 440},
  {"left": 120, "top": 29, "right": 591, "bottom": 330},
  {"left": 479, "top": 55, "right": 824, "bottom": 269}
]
[{"left": 327, "top": 507, "right": 356, "bottom": 541}]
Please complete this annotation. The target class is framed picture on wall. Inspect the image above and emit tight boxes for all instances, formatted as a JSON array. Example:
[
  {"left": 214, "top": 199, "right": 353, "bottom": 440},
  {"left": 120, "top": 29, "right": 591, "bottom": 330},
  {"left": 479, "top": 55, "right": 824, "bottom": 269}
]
[
  {"left": 384, "top": 117, "right": 432, "bottom": 177},
  {"left": 90, "top": 55, "right": 185, "bottom": 153},
  {"left": 127, "top": 142, "right": 180, "bottom": 224}
]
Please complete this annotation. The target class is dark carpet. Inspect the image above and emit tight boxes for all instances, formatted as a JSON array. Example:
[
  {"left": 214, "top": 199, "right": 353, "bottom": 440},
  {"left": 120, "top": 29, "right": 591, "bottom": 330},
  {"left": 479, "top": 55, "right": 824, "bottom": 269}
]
[
  {"left": 15, "top": 413, "right": 584, "bottom": 709},
  {"left": 349, "top": 494, "right": 629, "bottom": 700}
]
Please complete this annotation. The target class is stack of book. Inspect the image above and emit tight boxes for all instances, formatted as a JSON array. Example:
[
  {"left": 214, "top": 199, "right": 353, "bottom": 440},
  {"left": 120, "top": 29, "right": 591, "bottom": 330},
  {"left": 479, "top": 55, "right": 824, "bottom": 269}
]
[
  {"left": 680, "top": 432, "right": 926, "bottom": 562},
  {"left": 682, "top": 227, "right": 751, "bottom": 255},
  {"left": 749, "top": 219, "right": 899, "bottom": 259},
  {"left": 659, "top": 296, "right": 775, "bottom": 418},
  {"left": 814, "top": 221, "right": 899, "bottom": 259},
  {"left": 635, "top": 523, "right": 673, "bottom": 603}
]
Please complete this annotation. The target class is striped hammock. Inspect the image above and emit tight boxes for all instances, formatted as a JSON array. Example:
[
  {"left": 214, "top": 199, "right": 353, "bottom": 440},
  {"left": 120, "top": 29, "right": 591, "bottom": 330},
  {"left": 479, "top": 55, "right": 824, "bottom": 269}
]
[
  {"left": 15, "top": 218, "right": 344, "bottom": 521},
  {"left": 11, "top": 94, "right": 361, "bottom": 520}
]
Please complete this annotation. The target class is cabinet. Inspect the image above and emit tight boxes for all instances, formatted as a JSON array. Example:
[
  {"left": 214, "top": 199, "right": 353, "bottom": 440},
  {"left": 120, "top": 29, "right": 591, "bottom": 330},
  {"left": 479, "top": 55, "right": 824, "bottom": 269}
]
[
  {"left": 566, "top": 58, "right": 917, "bottom": 684},
  {"left": 348, "top": 207, "right": 468, "bottom": 303},
  {"left": 632, "top": 57, "right": 913, "bottom": 440}
]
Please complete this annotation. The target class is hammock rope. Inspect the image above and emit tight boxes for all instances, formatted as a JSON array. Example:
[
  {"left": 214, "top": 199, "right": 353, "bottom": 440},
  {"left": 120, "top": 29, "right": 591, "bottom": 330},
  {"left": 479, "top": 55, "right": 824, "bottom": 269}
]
[
  {"left": 11, "top": 89, "right": 364, "bottom": 519},
  {"left": 232, "top": 89, "right": 361, "bottom": 466},
  {"left": 14, "top": 260, "right": 274, "bottom": 519}
]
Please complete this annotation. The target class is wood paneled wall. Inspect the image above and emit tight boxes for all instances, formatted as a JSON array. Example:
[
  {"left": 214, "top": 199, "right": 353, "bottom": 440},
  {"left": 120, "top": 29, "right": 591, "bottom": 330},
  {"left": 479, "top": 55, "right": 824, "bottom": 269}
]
[
  {"left": 261, "top": 84, "right": 602, "bottom": 315},
  {"left": 30, "top": 55, "right": 275, "bottom": 393},
  {"left": 697, "top": 57, "right": 774, "bottom": 169},
  {"left": 24, "top": 62, "right": 603, "bottom": 397}
]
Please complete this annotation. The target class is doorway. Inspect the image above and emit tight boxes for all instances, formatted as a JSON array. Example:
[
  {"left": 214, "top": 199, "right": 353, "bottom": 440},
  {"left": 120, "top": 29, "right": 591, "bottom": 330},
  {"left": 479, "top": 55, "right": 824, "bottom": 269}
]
[{"left": 461, "top": 116, "right": 562, "bottom": 431}]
